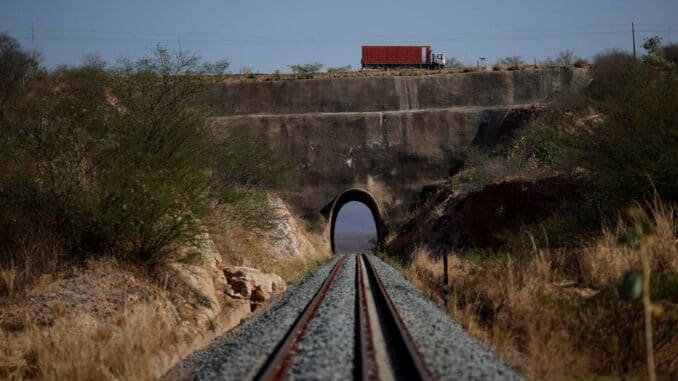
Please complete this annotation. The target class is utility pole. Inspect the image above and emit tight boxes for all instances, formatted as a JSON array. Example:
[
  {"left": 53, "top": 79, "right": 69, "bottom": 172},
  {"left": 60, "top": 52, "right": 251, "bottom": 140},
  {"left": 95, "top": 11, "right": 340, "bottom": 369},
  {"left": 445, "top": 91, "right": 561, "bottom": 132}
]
[
  {"left": 632, "top": 22, "right": 637, "bottom": 59},
  {"left": 31, "top": 21, "right": 35, "bottom": 62}
]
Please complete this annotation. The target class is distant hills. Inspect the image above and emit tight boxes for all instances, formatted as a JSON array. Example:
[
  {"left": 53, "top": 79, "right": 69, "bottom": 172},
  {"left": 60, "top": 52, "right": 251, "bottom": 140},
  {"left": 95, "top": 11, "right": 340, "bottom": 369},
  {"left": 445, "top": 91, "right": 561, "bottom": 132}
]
[{"left": 334, "top": 233, "right": 376, "bottom": 254}]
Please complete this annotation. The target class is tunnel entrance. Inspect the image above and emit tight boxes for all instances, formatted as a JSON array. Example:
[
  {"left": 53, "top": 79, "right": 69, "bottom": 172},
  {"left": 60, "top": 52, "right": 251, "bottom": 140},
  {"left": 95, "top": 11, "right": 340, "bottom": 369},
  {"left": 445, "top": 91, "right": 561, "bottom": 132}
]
[
  {"left": 328, "top": 189, "right": 385, "bottom": 254},
  {"left": 333, "top": 201, "right": 377, "bottom": 254}
]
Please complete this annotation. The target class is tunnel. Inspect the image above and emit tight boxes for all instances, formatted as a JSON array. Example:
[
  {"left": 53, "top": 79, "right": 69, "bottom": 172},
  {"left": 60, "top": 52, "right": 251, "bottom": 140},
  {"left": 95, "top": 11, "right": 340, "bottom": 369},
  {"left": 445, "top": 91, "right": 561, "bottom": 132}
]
[{"left": 327, "top": 188, "right": 386, "bottom": 254}]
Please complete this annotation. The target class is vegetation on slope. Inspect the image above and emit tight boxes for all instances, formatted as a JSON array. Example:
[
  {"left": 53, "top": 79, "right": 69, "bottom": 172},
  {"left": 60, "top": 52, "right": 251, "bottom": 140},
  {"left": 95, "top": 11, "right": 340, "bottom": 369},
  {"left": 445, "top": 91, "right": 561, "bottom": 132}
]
[
  {"left": 0, "top": 34, "right": 323, "bottom": 380},
  {"left": 0, "top": 33, "right": 289, "bottom": 290},
  {"left": 392, "top": 45, "right": 678, "bottom": 379},
  {"left": 436, "top": 46, "right": 678, "bottom": 247},
  {"left": 404, "top": 201, "right": 676, "bottom": 379}
]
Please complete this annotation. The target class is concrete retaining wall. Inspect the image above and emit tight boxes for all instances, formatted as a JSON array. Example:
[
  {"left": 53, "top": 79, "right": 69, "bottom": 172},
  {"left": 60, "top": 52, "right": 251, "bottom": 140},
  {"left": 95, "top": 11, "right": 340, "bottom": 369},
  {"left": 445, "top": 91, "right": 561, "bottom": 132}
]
[{"left": 208, "top": 68, "right": 588, "bottom": 226}]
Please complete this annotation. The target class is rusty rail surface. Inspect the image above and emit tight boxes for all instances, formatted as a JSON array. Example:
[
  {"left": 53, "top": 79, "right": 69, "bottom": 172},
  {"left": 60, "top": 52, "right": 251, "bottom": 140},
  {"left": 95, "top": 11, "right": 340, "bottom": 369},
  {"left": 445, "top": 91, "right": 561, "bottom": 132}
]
[
  {"left": 357, "top": 254, "right": 435, "bottom": 381},
  {"left": 356, "top": 254, "right": 378, "bottom": 380},
  {"left": 256, "top": 253, "right": 434, "bottom": 380},
  {"left": 255, "top": 255, "right": 348, "bottom": 381}
]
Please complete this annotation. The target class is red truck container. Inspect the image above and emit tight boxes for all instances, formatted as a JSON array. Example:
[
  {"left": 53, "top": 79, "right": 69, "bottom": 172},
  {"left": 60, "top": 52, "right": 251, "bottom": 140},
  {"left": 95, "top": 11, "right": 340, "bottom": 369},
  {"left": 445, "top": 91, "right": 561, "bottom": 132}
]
[{"left": 362, "top": 45, "right": 443, "bottom": 69}]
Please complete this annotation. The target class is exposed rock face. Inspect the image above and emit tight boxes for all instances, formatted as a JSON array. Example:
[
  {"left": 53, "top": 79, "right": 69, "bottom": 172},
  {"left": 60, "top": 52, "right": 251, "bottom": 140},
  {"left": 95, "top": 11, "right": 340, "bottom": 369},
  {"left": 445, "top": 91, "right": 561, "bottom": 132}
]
[
  {"left": 223, "top": 266, "right": 287, "bottom": 310},
  {"left": 170, "top": 230, "right": 229, "bottom": 316},
  {"left": 264, "top": 195, "right": 318, "bottom": 258},
  {"left": 388, "top": 175, "right": 581, "bottom": 259},
  {"left": 208, "top": 194, "right": 324, "bottom": 265},
  {"left": 209, "top": 68, "right": 589, "bottom": 228}
]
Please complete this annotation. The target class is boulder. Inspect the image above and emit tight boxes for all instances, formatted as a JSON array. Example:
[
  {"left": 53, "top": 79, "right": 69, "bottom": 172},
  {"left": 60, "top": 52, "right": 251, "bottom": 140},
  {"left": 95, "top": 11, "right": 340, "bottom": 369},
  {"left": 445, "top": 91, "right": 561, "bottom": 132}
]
[{"left": 223, "top": 266, "right": 286, "bottom": 309}]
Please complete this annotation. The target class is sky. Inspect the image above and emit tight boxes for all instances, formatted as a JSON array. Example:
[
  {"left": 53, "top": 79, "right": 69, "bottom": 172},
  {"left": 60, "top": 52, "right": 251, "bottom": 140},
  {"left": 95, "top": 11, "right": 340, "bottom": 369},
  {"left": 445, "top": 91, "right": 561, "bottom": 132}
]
[
  {"left": 2, "top": 0, "right": 677, "bottom": 72},
  {"left": 334, "top": 202, "right": 377, "bottom": 235}
]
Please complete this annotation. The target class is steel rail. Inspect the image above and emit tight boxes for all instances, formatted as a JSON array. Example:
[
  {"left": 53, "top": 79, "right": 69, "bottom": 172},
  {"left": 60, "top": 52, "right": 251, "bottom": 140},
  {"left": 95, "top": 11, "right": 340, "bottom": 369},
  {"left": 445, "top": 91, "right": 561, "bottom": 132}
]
[
  {"left": 255, "top": 255, "right": 348, "bottom": 381},
  {"left": 357, "top": 254, "right": 379, "bottom": 380},
  {"left": 358, "top": 254, "right": 436, "bottom": 381}
]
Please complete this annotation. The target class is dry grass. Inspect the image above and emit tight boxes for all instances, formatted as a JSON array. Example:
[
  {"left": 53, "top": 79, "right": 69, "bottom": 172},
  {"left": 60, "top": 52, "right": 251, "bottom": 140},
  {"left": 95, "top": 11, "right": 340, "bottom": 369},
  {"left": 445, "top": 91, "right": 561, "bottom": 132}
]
[
  {"left": 401, "top": 201, "right": 677, "bottom": 380},
  {"left": 0, "top": 256, "right": 187, "bottom": 381},
  {"left": 580, "top": 199, "right": 678, "bottom": 288},
  {"left": 0, "top": 200, "right": 331, "bottom": 380},
  {"left": 0, "top": 254, "right": 254, "bottom": 381},
  {"left": 1, "top": 302, "right": 183, "bottom": 380},
  {"left": 0, "top": 230, "right": 64, "bottom": 301}
]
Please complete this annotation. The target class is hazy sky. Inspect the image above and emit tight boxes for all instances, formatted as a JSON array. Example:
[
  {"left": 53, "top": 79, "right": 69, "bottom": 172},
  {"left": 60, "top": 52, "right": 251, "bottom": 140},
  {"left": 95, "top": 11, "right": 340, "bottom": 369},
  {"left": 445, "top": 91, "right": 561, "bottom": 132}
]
[
  {"left": 334, "top": 202, "right": 377, "bottom": 235},
  {"left": 2, "top": 0, "right": 677, "bottom": 72}
]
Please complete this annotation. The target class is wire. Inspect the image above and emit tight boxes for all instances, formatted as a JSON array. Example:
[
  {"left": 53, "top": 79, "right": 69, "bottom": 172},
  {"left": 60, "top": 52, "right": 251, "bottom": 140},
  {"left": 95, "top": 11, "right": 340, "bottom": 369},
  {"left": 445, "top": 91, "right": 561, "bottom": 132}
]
[{"left": 5, "top": 23, "right": 676, "bottom": 45}]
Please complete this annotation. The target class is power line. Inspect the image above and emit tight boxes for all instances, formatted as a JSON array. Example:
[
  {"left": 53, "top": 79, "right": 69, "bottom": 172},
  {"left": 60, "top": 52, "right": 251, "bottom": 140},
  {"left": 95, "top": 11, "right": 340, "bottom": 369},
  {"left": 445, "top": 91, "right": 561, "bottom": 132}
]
[
  {"left": 8, "top": 23, "right": 677, "bottom": 52},
  {"left": 11, "top": 30, "right": 670, "bottom": 44},
  {"left": 9, "top": 23, "right": 676, "bottom": 43}
]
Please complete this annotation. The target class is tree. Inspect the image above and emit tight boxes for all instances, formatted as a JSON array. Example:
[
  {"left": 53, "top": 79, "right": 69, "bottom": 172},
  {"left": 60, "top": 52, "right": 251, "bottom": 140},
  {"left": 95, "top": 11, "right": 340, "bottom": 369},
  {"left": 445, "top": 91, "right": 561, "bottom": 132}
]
[
  {"left": 288, "top": 62, "right": 323, "bottom": 75},
  {"left": 579, "top": 51, "right": 678, "bottom": 203},
  {"left": 327, "top": 65, "right": 352, "bottom": 73},
  {"left": 663, "top": 43, "right": 678, "bottom": 64},
  {"left": 642, "top": 36, "right": 663, "bottom": 56},
  {"left": 499, "top": 56, "right": 523, "bottom": 69},
  {"left": 2, "top": 46, "right": 233, "bottom": 263},
  {"left": 642, "top": 35, "right": 665, "bottom": 64},
  {"left": 81, "top": 53, "right": 106, "bottom": 70},
  {"left": 0, "top": 34, "right": 37, "bottom": 123},
  {"left": 445, "top": 57, "right": 463, "bottom": 68},
  {"left": 556, "top": 49, "right": 576, "bottom": 65}
]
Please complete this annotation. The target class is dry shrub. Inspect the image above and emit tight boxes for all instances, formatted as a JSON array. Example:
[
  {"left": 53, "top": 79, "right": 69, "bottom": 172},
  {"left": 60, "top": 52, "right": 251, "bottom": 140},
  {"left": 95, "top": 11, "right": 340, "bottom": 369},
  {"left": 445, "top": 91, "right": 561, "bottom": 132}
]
[
  {"left": 579, "top": 226, "right": 640, "bottom": 287},
  {"left": 0, "top": 303, "right": 181, "bottom": 381},
  {"left": 580, "top": 199, "right": 677, "bottom": 288},
  {"left": 402, "top": 199, "right": 677, "bottom": 380},
  {"left": 0, "top": 228, "right": 64, "bottom": 299},
  {"left": 461, "top": 66, "right": 482, "bottom": 73},
  {"left": 404, "top": 247, "right": 445, "bottom": 303}
]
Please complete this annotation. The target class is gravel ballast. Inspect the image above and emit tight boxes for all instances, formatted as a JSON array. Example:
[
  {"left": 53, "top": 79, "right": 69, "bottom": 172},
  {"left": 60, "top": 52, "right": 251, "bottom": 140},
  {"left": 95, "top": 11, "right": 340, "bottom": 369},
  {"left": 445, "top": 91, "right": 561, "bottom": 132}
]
[
  {"left": 185, "top": 255, "right": 344, "bottom": 381},
  {"left": 170, "top": 253, "right": 521, "bottom": 380},
  {"left": 287, "top": 254, "right": 356, "bottom": 380},
  {"left": 365, "top": 254, "right": 523, "bottom": 381}
]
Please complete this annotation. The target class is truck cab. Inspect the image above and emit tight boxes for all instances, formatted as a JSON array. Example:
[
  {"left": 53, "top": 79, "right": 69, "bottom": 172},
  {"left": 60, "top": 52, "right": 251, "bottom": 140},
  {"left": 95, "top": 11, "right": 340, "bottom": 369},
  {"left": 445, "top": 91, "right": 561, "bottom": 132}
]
[{"left": 431, "top": 52, "right": 446, "bottom": 68}]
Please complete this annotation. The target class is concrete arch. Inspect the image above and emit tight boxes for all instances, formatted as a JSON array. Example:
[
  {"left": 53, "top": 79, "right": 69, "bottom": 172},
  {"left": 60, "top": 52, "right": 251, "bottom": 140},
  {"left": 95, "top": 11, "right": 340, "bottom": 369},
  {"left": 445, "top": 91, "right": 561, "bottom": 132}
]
[{"left": 326, "top": 188, "right": 387, "bottom": 254}]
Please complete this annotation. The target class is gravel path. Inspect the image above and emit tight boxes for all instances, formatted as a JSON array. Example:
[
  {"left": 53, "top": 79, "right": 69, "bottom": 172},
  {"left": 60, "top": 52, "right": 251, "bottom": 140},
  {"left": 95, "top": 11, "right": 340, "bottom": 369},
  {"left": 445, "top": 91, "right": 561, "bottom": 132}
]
[
  {"left": 365, "top": 254, "right": 522, "bottom": 381},
  {"left": 181, "top": 255, "right": 343, "bottom": 381},
  {"left": 287, "top": 254, "right": 356, "bottom": 380}
]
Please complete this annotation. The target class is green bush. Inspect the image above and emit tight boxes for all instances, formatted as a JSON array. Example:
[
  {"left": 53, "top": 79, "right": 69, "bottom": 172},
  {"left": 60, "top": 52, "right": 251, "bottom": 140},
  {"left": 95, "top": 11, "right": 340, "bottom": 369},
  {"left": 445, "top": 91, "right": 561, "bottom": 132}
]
[
  {"left": 288, "top": 62, "right": 323, "bottom": 76},
  {"left": 578, "top": 59, "right": 678, "bottom": 204},
  {"left": 663, "top": 43, "right": 678, "bottom": 64},
  {"left": 208, "top": 127, "right": 294, "bottom": 231},
  {"left": 0, "top": 41, "right": 292, "bottom": 263},
  {"left": 520, "top": 50, "right": 677, "bottom": 205},
  {"left": 492, "top": 50, "right": 678, "bottom": 247},
  {"left": 508, "top": 110, "right": 577, "bottom": 169},
  {"left": 2, "top": 49, "right": 209, "bottom": 262},
  {"left": 0, "top": 34, "right": 39, "bottom": 124}
]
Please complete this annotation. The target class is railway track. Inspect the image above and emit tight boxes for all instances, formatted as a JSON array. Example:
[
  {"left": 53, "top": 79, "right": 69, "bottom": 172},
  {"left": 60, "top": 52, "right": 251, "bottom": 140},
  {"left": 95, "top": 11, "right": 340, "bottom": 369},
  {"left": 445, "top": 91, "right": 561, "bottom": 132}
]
[
  {"left": 182, "top": 253, "right": 520, "bottom": 381},
  {"left": 255, "top": 254, "right": 433, "bottom": 381}
]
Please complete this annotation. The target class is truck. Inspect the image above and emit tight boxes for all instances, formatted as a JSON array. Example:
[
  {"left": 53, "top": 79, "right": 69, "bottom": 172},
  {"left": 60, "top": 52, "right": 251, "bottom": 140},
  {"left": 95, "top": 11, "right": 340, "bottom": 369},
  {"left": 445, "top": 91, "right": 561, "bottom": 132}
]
[{"left": 361, "top": 45, "right": 446, "bottom": 70}]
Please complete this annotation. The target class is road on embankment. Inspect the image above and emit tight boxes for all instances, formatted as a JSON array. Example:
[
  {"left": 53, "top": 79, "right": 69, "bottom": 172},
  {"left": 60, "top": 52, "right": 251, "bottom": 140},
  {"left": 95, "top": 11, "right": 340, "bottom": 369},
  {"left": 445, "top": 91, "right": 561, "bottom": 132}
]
[{"left": 165, "top": 254, "right": 521, "bottom": 381}]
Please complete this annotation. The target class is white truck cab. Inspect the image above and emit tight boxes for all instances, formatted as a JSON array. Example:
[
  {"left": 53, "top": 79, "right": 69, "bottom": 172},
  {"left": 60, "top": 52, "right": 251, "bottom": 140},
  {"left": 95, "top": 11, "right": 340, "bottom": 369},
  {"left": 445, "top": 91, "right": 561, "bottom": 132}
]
[{"left": 431, "top": 52, "right": 446, "bottom": 68}]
